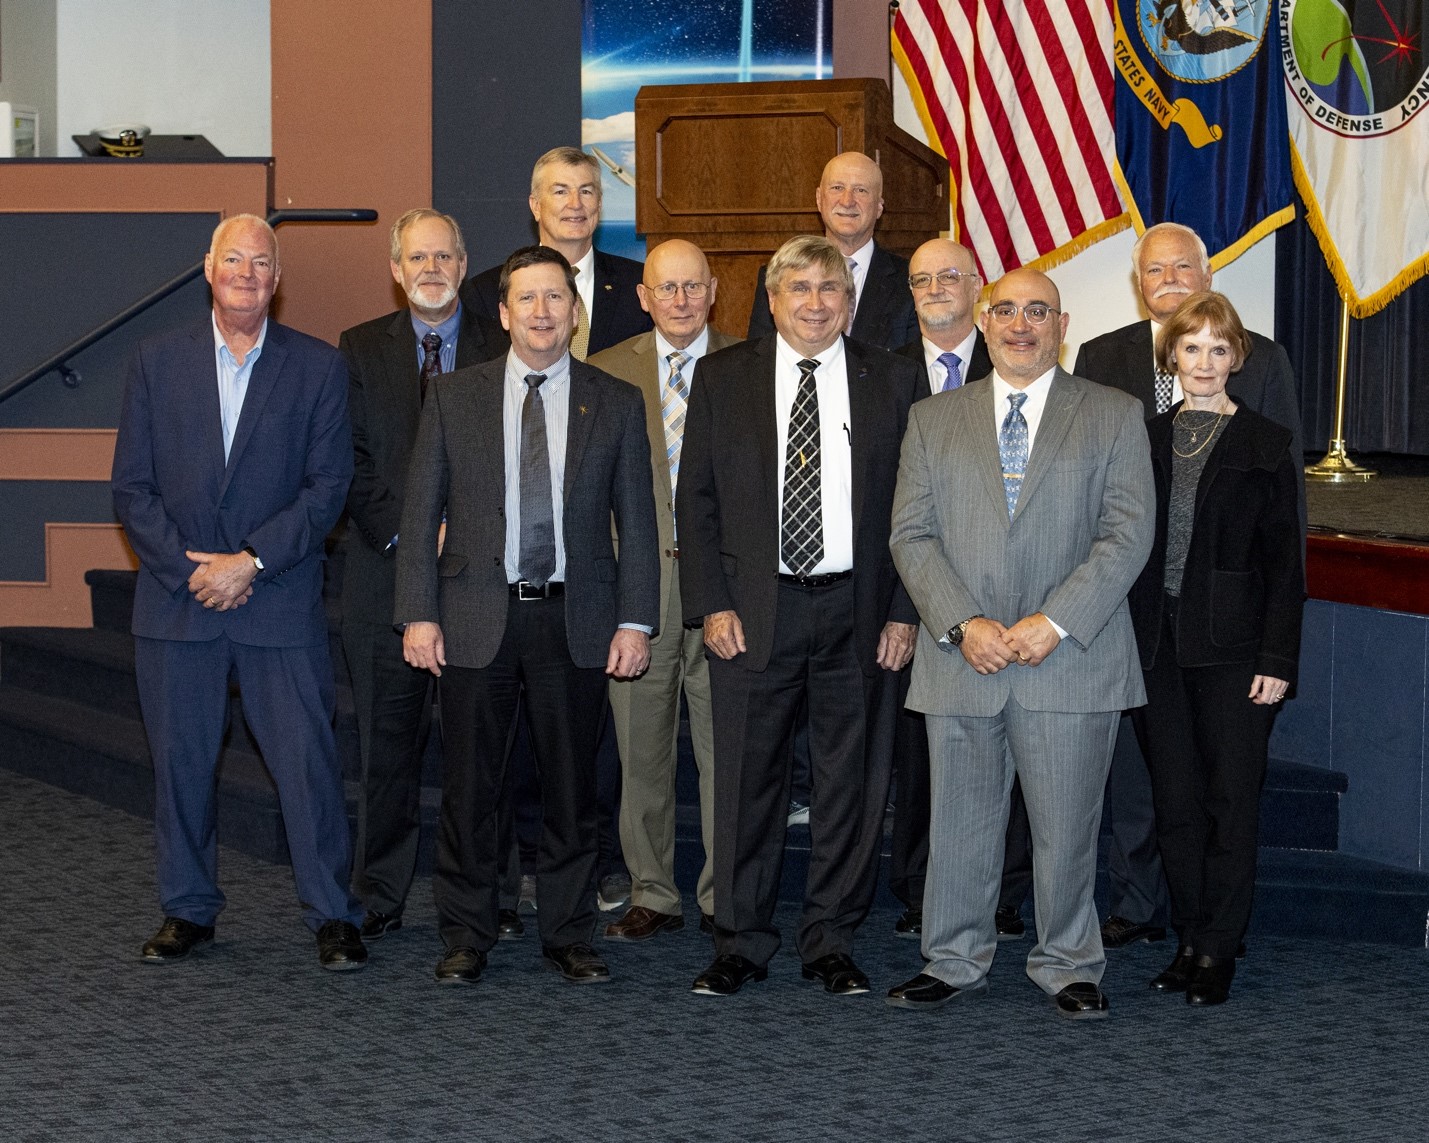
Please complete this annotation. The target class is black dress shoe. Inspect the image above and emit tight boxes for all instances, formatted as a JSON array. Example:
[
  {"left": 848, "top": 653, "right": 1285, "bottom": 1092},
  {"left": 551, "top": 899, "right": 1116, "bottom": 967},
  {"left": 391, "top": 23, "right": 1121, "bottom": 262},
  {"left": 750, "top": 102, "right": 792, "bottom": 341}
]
[
  {"left": 995, "top": 905, "right": 1026, "bottom": 940},
  {"left": 497, "top": 909, "right": 525, "bottom": 940},
  {"left": 691, "top": 953, "right": 767, "bottom": 995},
  {"left": 435, "top": 946, "right": 486, "bottom": 985},
  {"left": 316, "top": 920, "right": 368, "bottom": 971},
  {"left": 894, "top": 906, "right": 922, "bottom": 938},
  {"left": 886, "top": 972, "right": 988, "bottom": 1010},
  {"left": 1054, "top": 982, "right": 1110, "bottom": 1020},
  {"left": 699, "top": 912, "right": 714, "bottom": 935},
  {"left": 360, "top": 910, "right": 402, "bottom": 940},
  {"left": 1149, "top": 946, "right": 1197, "bottom": 993},
  {"left": 1100, "top": 915, "right": 1167, "bottom": 948},
  {"left": 1186, "top": 956, "right": 1236, "bottom": 1006},
  {"left": 140, "top": 917, "right": 214, "bottom": 963},
  {"left": 801, "top": 952, "right": 871, "bottom": 995},
  {"left": 542, "top": 943, "right": 611, "bottom": 984}
]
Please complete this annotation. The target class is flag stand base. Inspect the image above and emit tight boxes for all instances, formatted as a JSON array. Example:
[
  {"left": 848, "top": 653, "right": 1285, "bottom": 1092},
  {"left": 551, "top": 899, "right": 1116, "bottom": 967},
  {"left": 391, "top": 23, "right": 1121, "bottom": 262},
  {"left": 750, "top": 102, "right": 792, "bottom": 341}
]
[{"left": 1305, "top": 440, "right": 1376, "bottom": 483}]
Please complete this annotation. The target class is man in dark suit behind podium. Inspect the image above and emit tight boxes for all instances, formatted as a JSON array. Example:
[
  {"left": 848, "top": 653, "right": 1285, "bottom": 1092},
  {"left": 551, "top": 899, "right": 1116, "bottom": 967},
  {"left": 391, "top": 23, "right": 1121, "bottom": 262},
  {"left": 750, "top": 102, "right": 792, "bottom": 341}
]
[
  {"left": 680, "top": 236, "right": 920, "bottom": 997},
  {"left": 396, "top": 245, "right": 659, "bottom": 988},
  {"left": 1073, "top": 221, "right": 1304, "bottom": 951},
  {"left": 338, "top": 209, "right": 508, "bottom": 941},
  {"left": 113, "top": 214, "right": 365, "bottom": 971},
  {"left": 747, "top": 151, "right": 918, "bottom": 351},
  {"left": 460, "top": 146, "right": 650, "bottom": 359}
]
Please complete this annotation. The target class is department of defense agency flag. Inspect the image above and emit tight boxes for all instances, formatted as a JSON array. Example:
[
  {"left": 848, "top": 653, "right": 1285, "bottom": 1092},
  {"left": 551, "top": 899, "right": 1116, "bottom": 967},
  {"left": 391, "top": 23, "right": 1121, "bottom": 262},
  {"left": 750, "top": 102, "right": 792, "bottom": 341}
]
[
  {"left": 1113, "top": 0, "right": 1296, "bottom": 267},
  {"left": 1282, "top": 0, "right": 1429, "bottom": 317}
]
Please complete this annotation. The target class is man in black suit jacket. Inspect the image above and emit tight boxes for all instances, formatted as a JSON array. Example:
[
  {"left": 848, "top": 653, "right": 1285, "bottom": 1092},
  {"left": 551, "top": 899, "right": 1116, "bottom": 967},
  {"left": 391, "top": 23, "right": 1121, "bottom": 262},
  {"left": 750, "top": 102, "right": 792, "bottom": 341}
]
[
  {"left": 395, "top": 246, "right": 658, "bottom": 988},
  {"left": 679, "top": 236, "right": 921, "bottom": 997},
  {"left": 459, "top": 146, "right": 650, "bottom": 358},
  {"left": 339, "top": 209, "right": 509, "bottom": 942},
  {"left": 747, "top": 151, "right": 918, "bottom": 350},
  {"left": 1073, "top": 221, "right": 1304, "bottom": 951}
]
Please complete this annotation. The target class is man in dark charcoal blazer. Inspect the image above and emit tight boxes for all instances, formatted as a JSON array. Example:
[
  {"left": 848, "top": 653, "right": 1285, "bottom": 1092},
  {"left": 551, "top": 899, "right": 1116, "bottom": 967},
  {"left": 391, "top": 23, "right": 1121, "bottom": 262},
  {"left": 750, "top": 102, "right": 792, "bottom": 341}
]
[
  {"left": 1073, "top": 221, "right": 1304, "bottom": 953},
  {"left": 460, "top": 146, "right": 650, "bottom": 358},
  {"left": 747, "top": 151, "right": 918, "bottom": 350},
  {"left": 395, "top": 245, "right": 658, "bottom": 988},
  {"left": 679, "top": 235, "right": 921, "bottom": 998},
  {"left": 113, "top": 214, "right": 365, "bottom": 972},
  {"left": 338, "top": 209, "right": 508, "bottom": 942}
]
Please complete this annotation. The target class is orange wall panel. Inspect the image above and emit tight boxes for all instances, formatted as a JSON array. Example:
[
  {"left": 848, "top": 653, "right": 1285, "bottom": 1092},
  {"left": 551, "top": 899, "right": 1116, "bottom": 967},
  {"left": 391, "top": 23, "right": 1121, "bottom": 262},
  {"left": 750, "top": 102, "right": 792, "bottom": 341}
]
[{"left": 269, "top": 0, "right": 432, "bottom": 344}]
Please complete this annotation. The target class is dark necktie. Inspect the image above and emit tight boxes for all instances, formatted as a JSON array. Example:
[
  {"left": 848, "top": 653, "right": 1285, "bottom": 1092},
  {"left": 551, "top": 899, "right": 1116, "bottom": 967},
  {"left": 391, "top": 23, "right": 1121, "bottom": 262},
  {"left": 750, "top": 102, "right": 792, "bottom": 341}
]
[
  {"left": 519, "top": 373, "right": 556, "bottom": 586},
  {"left": 938, "top": 350, "right": 963, "bottom": 392},
  {"left": 1000, "top": 392, "right": 1029, "bottom": 519},
  {"left": 781, "top": 357, "right": 824, "bottom": 575},
  {"left": 420, "top": 331, "right": 443, "bottom": 403}
]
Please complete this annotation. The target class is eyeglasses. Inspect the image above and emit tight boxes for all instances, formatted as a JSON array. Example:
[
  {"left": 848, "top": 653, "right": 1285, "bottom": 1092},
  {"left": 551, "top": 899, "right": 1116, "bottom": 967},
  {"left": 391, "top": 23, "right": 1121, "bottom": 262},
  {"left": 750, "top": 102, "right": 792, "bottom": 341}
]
[
  {"left": 986, "top": 302, "right": 1060, "bottom": 325},
  {"left": 646, "top": 281, "right": 709, "bottom": 300},
  {"left": 781, "top": 281, "right": 849, "bottom": 299},
  {"left": 907, "top": 268, "right": 978, "bottom": 290}
]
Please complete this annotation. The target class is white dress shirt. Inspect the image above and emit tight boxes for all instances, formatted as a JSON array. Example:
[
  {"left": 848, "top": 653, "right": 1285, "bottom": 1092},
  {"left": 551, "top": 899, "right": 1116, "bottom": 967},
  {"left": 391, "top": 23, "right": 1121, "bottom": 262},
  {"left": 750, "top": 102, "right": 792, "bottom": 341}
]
[
  {"left": 1149, "top": 318, "right": 1185, "bottom": 406},
  {"left": 846, "top": 237, "right": 876, "bottom": 315},
  {"left": 572, "top": 246, "right": 596, "bottom": 322},
  {"left": 774, "top": 334, "right": 854, "bottom": 574}
]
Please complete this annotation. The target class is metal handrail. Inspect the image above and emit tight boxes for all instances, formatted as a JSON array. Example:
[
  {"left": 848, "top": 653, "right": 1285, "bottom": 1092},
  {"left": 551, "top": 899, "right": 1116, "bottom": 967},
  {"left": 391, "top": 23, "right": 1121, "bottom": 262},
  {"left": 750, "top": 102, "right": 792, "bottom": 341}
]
[{"left": 0, "top": 208, "right": 377, "bottom": 405}]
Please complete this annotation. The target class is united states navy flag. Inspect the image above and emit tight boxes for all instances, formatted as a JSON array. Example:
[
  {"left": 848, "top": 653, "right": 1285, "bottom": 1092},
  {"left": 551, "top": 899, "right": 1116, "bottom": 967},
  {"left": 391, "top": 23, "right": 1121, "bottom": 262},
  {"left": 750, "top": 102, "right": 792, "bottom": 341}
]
[{"left": 1113, "top": 0, "right": 1296, "bottom": 266}]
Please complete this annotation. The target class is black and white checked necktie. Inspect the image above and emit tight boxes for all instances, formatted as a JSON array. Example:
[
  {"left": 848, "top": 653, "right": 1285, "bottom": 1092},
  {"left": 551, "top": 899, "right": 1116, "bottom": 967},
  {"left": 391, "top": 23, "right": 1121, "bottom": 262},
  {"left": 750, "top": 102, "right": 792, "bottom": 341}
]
[
  {"left": 1154, "top": 366, "right": 1174, "bottom": 415},
  {"left": 781, "top": 357, "right": 823, "bottom": 575}
]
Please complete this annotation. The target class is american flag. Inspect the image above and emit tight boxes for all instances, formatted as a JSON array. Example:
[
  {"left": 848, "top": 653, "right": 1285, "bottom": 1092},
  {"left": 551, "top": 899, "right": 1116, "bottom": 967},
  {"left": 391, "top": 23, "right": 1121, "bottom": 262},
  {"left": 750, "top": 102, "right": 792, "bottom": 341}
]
[{"left": 893, "top": 0, "right": 1127, "bottom": 280}]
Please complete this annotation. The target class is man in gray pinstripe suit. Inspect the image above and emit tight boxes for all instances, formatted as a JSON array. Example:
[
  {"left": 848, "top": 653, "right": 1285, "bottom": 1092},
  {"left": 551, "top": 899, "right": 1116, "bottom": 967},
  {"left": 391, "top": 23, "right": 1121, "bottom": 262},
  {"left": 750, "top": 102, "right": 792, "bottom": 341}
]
[{"left": 886, "top": 267, "right": 1154, "bottom": 1019}]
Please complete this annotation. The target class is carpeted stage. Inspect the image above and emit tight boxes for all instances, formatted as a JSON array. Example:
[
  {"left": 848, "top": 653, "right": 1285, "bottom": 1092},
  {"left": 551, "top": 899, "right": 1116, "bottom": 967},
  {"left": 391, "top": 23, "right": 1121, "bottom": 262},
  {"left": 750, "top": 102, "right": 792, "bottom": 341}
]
[
  {"left": 1305, "top": 453, "right": 1429, "bottom": 542},
  {"left": 3, "top": 772, "right": 1428, "bottom": 1143}
]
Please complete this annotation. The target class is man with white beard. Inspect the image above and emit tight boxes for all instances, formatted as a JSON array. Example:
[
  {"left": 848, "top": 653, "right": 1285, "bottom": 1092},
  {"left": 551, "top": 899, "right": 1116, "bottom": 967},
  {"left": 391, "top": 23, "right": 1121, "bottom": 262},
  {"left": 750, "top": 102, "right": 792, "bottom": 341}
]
[{"left": 338, "top": 209, "right": 509, "bottom": 939}]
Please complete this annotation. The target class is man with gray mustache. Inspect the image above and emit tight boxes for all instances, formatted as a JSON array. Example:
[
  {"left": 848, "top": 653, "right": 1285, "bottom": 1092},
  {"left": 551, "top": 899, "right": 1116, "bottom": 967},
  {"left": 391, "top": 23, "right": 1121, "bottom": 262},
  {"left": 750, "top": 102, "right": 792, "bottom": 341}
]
[{"left": 1072, "top": 220, "right": 1303, "bottom": 956}]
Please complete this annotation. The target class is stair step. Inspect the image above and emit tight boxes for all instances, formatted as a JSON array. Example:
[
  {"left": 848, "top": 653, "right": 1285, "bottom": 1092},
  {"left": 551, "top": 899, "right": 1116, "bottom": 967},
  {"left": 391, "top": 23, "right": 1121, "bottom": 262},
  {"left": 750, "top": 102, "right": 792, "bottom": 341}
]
[{"left": 1261, "top": 759, "right": 1342, "bottom": 852}]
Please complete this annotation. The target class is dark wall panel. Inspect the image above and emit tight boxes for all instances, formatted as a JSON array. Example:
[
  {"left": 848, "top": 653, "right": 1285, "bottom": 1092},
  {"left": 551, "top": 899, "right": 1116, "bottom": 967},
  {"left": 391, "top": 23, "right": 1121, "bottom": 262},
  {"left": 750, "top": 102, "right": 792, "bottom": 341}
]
[
  {"left": 432, "top": 0, "right": 583, "bottom": 275},
  {"left": 0, "top": 212, "right": 217, "bottom": 429},
  {"left": 0, "top": 482, "right": 119, "bottom": 580}
]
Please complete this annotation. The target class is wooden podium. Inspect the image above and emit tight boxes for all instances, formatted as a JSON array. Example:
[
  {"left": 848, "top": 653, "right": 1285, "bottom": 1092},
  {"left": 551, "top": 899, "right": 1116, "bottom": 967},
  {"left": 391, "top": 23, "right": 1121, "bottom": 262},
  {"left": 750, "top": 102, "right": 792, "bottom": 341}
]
[{"left": 634, "top": 78, "right": 950, "bottom": 337}]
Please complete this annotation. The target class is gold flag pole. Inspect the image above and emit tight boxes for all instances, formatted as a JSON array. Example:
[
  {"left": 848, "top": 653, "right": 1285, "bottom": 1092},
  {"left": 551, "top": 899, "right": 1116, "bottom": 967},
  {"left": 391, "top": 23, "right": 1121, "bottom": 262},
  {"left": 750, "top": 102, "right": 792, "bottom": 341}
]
[{"left": 1305, "top": 298, "right": 1375, "bottom": 483}]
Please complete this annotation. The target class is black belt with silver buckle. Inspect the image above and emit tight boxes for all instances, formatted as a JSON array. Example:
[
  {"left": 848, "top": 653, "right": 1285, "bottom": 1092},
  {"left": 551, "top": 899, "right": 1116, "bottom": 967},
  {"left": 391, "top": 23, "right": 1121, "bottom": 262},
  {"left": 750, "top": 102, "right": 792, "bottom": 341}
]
[
  {"left": 511, "top": 580, "right": 564, "bottom": 600},
  {"left": 776, "top": 570, "right": 853, "bottom": 589}
]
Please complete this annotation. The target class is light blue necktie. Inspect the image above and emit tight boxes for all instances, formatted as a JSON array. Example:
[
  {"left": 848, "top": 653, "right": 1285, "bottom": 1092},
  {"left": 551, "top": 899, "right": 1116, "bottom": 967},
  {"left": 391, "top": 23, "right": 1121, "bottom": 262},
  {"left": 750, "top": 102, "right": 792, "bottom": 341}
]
[
  {"left": 999, "top": 392, "right": 1029, "bottom": 519},
  {"left": 938, "top": 351, "right": 963, "bottom": 392}
]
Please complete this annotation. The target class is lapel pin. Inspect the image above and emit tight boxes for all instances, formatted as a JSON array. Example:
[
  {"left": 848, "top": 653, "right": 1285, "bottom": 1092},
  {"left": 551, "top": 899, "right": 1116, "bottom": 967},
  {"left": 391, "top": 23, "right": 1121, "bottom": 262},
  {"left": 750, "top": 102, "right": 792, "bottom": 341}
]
[{"left": 580, "top": 405, "right": 588, "bottom": 416}]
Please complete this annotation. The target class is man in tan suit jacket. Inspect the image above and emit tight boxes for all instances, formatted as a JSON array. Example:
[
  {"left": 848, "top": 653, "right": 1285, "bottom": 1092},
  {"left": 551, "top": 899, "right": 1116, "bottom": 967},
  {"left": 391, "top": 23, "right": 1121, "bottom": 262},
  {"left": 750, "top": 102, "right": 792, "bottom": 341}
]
[{"left": 588, "top": 240, "right": 740, "bottom": 941}]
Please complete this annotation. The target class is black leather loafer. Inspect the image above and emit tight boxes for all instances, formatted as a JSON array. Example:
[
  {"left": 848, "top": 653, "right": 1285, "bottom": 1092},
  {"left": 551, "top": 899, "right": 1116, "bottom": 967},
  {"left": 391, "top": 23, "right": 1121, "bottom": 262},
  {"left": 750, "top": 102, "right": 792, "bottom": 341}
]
[
  {"left": 691, "top": 953, "right": 767, "bottom": 995},
  {"left": 140, "top": 917, "right": 215, "bottom": 964},
  {"left": 497, "top": 908, "right": 525, "bottom": 940},
  {"left": 801, "top": 952, "right": 871, "bottom": 995},
  {"left": 886, "top": 972, "right": 988, "bottom": 1010},
  {"left": 316, "top": 920, "right": 368, "bottom": 971},
  {"left": 1101, "top": 915, "right": 1167, "bottom": 948},
  {"left": 360, "top": 910, "right": 402, "bottom": 940},
  {"left": 1186, "top": 956, "right": 1235, "bottom": 1006},
  {"left": 1054, "top": 982, "right": 1110, "bottom": 1020},
  {"left": 995, "top": 905, "right": 1026, "bottom": 940},
  {"left": 1149, "top": 946, "right": 1197, "bottom": 993},
  {"left": 542, "top": 942, "right": 611, "bottom": 984},
  {"left": 894, "top": 906, "right": 922, "bottom": 938},
  {"left": 435, "top": 946, "right": 487, "bottom": 985}
]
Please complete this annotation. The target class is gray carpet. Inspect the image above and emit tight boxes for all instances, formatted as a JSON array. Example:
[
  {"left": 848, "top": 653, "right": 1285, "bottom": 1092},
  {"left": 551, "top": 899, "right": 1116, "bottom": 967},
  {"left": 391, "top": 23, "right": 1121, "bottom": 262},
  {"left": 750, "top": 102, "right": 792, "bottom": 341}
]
[
  {"left": 1306, "top": 453, "right": 1429, "bottom": 541},
  {"left": 3, "top": 768, "right": 1428, "bottom": 1142}
]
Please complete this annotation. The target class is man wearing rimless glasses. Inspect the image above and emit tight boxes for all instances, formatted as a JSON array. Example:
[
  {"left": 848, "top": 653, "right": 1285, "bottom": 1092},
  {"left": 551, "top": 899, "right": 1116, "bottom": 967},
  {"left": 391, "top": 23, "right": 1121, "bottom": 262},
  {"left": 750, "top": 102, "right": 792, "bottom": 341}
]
[{"left": 888, "top": 267, "right": 1154, "bottom": 1021}]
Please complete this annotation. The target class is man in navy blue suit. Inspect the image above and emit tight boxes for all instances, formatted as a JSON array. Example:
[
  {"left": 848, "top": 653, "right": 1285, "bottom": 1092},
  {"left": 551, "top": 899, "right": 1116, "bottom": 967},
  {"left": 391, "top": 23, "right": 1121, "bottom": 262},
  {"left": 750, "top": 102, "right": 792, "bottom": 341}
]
[{"left": 112, "top": 214, "right": 366, "bottom": 972}]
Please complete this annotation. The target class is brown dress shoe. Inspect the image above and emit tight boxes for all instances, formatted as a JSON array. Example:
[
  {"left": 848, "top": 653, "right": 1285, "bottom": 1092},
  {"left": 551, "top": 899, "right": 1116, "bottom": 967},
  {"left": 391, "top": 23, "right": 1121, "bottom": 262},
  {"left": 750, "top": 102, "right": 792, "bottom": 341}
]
[{"left": 604, "top": 905, "right": 685, "bottom": 941}]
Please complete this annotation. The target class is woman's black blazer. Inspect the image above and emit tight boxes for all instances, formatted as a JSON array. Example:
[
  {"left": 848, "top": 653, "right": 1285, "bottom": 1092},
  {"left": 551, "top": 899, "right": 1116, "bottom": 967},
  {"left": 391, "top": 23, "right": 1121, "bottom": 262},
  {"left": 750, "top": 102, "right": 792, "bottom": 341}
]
[{"left": 1129, "top": 399, "right": 1305, "bottom": 685}]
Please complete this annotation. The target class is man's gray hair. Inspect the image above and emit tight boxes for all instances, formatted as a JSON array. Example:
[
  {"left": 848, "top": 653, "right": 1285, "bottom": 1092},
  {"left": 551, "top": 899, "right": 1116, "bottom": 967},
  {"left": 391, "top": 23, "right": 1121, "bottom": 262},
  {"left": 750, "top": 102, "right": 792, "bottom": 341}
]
[
  {"left": 210, "top": 213, "right": 277, "bottom": 265},
  {"left": 389, "top": 209, "right": 467, "bottom": 263},
  {"left": 766, "top": 235, "right": 854, "bottom": 296},
  {"left": 1131, "top": 222, "right": 1210, "bottom": 275},
  {"left": 531, "top": 146, "right": 601, "bottom": 199}
]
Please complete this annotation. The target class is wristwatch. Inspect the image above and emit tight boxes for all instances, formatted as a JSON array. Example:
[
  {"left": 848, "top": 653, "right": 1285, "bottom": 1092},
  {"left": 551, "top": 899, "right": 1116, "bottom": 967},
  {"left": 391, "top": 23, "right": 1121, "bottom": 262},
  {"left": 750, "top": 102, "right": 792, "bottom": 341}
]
[
  {"left": 947, "top": 614, "right": 984, "bottom": 647},
  {"left": 242, "top": 545, "right": 264, "bottom": 572}
]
